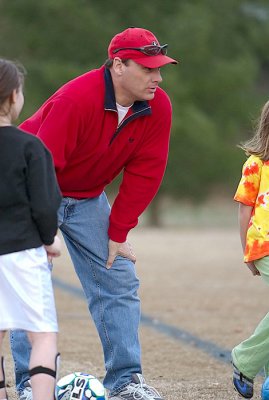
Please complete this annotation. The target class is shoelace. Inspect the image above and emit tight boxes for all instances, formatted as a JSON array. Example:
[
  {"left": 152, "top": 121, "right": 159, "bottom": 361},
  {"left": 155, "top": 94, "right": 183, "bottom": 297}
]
[
  {"left": 122, "top": 382, "right": 157, "bottom": 399},
  {"left": 142, "top": 383, "right": 161, "bottom": 398}
]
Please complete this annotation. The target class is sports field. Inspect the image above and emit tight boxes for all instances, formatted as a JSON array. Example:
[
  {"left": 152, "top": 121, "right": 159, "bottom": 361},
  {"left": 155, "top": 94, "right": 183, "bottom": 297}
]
[{"left": 3, "top": 222, "right": 268, "bottom": 399}]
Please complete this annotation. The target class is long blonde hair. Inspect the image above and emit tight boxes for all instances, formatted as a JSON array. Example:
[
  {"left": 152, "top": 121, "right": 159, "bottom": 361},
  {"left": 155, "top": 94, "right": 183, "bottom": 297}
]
[{"left": 239, "top": 100, "right": 269, "bottom": 161}]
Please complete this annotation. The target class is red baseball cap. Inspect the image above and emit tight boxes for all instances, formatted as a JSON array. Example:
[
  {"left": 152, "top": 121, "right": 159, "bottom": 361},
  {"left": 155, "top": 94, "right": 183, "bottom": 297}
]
[{"left": 108, "top": 27, "right": 178, "bottom": 68}]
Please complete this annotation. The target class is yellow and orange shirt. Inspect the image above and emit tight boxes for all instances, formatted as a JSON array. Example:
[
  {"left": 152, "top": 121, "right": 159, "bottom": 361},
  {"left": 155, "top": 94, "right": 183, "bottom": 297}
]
[{"left": 234, "top": 155, "right": 269, "bottom": 262}]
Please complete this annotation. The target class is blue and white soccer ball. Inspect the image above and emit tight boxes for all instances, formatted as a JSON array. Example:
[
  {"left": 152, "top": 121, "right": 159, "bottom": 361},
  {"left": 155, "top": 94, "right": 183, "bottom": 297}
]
[
  {"left": 56, "top": 372, "right": 106, "bottom": 400},
  {"left": 261, "top": 377, "right": 269, "bottom": 400}
]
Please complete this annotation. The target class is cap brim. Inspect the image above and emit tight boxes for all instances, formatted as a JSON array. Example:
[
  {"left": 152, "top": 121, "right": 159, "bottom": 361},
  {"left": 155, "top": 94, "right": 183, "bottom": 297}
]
[{"left": 132, "top": 54, "right": 178, "bottom": 68}]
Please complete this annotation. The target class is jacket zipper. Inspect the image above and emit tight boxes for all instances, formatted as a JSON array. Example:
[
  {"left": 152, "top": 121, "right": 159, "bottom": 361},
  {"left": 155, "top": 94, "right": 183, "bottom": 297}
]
[{"left": 109, "top": 107, "right": 151, "bottom": 145}]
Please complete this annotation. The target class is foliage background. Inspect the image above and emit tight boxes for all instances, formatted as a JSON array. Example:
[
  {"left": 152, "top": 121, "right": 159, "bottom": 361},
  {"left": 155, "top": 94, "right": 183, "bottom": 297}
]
[{"left": 1, "top": 0, "right": 268, "bottom": 225}]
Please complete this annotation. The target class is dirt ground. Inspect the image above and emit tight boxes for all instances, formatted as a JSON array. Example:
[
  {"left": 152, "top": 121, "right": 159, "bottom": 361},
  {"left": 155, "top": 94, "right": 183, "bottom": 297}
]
[{"left": 3, "top": 225, "right": 269, "bottom": 399}]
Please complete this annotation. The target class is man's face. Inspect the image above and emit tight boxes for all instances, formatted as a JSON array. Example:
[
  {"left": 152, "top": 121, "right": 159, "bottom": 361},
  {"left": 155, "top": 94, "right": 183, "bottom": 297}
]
[{"left": 118, "top": 59, "right": 163, "bottom": 105}]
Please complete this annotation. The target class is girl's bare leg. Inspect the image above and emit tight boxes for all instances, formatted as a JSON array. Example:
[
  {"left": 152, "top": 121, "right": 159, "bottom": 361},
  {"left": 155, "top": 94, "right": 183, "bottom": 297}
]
[{"left": 27, "top": 332, "right": 58, "bottom": 400}]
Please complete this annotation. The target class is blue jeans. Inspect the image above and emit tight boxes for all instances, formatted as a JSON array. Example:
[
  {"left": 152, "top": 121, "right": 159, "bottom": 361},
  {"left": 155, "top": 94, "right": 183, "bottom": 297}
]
[{"left": 10, "top": 193, "right": 142, "bottom": 394}]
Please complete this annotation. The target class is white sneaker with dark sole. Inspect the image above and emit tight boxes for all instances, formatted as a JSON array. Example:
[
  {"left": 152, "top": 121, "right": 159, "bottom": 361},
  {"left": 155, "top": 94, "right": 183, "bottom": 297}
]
[
  {"left": 108, "top": 374, "right": 163, "bottom": 400},
  {"left": 19, "top": 381, "right": 32, "bottom": 400}
]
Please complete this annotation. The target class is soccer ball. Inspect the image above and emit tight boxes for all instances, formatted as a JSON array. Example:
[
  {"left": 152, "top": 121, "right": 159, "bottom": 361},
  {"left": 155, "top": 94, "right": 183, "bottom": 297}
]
[
  {"left": 56, "top": 372, "right": 106, "bottom": 400},
  {"left": 261, "top": 377, "right": 269, "bottom": 400}
]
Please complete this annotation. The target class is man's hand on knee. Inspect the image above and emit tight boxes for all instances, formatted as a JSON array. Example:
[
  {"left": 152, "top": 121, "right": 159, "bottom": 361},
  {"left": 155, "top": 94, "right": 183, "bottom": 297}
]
[{"left": 106, "top": 239, "right": 136, "bottom": 269}]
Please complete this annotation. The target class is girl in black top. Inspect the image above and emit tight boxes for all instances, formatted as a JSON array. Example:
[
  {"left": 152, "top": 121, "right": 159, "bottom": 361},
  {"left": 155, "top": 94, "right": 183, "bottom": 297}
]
[{"left": 0, "top": 59, "right": 62, "bottom": 400}]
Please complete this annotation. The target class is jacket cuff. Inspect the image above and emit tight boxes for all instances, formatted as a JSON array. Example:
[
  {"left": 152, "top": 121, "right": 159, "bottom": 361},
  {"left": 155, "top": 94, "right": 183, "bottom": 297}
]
[
  {"left": 42, "top": 237, "right": 55, "bottom": 246},
  {"left": 108, "top": 225, "right": 128, "bottom": 243}
]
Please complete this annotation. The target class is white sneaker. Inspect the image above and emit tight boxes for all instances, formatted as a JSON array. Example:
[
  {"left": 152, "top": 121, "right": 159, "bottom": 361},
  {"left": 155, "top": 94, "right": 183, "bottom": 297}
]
[
  {"left": 108, "top": 374, "right": 163, "bottom": 400},
  {"left": 19, "top": 381, "right": 32, "bottom": 400}
]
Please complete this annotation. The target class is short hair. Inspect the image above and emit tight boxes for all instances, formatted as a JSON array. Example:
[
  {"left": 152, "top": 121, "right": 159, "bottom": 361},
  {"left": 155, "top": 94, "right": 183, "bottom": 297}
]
[{"left": 104, "top": 58, "right": 130, "bottom": 69}]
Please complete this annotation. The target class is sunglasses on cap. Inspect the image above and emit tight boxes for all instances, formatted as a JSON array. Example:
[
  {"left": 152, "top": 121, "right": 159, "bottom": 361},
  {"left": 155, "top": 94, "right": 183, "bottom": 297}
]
[{"left": 112, "top": 44, "right": 168, "bottom": 56}]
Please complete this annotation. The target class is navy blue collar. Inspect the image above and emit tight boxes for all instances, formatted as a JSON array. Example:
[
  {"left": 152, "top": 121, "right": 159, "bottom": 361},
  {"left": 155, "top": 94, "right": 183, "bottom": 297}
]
[{"left": 104, "top": 68, "right": 151, "bottom": 115}]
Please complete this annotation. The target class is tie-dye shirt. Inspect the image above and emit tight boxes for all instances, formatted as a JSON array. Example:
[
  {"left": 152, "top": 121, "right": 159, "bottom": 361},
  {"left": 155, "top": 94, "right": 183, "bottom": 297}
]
[{"left": 234, "top": 155, "right": 269, "bottom": 262}]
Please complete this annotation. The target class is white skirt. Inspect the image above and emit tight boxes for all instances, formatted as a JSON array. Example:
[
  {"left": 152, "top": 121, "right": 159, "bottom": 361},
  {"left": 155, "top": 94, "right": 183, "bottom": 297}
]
[{"left": 0, "top": 246, "right": 58, "bottom": 332}]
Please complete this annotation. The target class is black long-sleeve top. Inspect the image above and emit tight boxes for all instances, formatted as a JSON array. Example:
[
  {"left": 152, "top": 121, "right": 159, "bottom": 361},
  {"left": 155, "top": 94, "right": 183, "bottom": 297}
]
[{"left": 0, "top": 126, "right": 62, "bottom": 255}]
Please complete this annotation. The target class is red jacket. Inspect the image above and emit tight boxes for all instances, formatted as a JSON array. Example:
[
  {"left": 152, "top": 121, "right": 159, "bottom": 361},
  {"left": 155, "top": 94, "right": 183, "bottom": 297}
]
[{"left": 20, "top": 66, "right": 172, "bottom": 242}]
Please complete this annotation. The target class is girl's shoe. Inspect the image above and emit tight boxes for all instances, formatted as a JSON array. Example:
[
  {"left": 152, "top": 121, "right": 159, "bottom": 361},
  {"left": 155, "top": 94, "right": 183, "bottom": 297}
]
[
  {"left": 232, "top": 362, "right": 253, "bottom": 398},
  {"left": 261, "top": 377, "right": 269, "bottom": 400}
]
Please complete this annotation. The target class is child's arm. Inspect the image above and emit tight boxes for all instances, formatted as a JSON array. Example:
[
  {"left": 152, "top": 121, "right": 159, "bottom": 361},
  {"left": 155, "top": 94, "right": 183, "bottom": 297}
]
[
  {"left": 26, "top": 138, "right": 62, "bottom": 246},
  {"left": 238, "top": 202, "right": 260, "bottom": 276}
]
